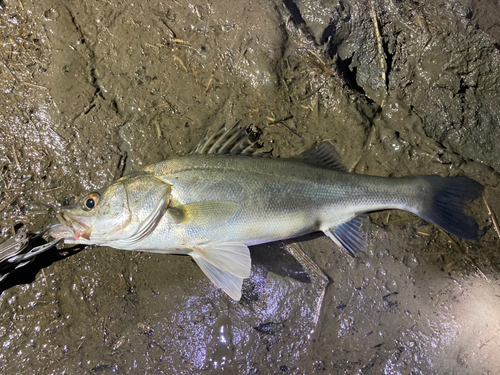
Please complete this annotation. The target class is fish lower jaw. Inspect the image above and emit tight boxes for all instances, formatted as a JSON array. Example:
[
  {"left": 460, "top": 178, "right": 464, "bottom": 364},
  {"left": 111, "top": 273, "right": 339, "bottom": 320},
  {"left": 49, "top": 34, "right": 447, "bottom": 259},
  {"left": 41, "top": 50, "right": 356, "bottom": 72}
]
[
  {"left": 48, "top": 223, "right": 77, "bottom": 241},
  {"left": 48, "top": 224, "right": 94, "bottom": 246},
  {"left": 64, "top": 237, "right": 93, "bottom": 245}
]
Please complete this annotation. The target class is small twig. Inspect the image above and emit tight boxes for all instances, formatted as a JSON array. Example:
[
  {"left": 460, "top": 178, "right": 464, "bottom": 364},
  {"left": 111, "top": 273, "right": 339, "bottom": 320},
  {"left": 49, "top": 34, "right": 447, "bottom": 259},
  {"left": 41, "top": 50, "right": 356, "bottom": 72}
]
[
  {"left": 113, "top": 337, "right": 127, "bottom": 351},
  {"left": 385, "top": 211, "right": 391, "bottom": 224},
  {"left": 438, "top": 228, "right": 489, "bottom": 282},
  {"left": 307, "top": 49, "right": 324, "bottom": 65},
  {"left": 483, "top": 197, "right": 500, "bottom": 239},
  {"left": 11, "top": 145, "right": 20, "bottom": 170},
  {"left": 41, "top": 185, "right": 64, "bottom": 193},
  {"left": 298, "top": 85, "right": 322, "bottom": 102},
  {"left": 172, "top": 38, "right": 191, "bottom": 46},
  {"left": 205, "top": 75, "right": 214, "bottom": 92},
  {"left": 370, "top": 0, "right": 387, "bottom": 86},
  {"left": 301, "top": 55, "right": 336, "bottom": 76},
  {"left": 77, "top": 337, "right": 86, "bottom": 351},
  {"left": 156, "top": 102, "right": 173, "bottom": 109},
  {"left": 0, "top": 61, "right": 19, "bottom": 82},
  {"left": 267, "top": 115, "right": 301, "bottom": 137},
  {"left": 338, "top": 292, "right": 355, "bottom": 321},
  {"left": 0, "top": 195, "right": 19, "bottom": 214},
  {"left": 22, "top": 82, "right": 48, "bottom": 90},
  {"left": 267, "top": 114, "right": 293, "bottom": 125},
  {"left": 41, "top": 269, "right": 49, "bottom": 288},
  {"left": 173, "top": 55, "right": 188, "bottom": 72},
  {"left": 390, "top": 216, "right": 418, "bottom": 223},
  {"left": 349, "top": 155, "right": 363, "bottom": 173}
]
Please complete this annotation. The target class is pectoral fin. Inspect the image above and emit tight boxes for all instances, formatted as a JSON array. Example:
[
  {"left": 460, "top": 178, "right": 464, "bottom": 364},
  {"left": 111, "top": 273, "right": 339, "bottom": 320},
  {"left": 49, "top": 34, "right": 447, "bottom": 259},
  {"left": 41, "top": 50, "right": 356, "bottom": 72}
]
[
  {"left": 190, "top": 241, "right": 251, "bottom": 300},
  {"left": 167, "top": 201, "right": 239, "bottom": 226}
]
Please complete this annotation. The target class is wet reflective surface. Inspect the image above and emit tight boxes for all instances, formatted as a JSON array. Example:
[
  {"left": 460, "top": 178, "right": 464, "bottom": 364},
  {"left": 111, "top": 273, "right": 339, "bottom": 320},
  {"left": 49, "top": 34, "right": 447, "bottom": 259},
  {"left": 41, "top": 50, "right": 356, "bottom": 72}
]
[{"left": 1, "top": 0, "right": 500, "bottom": 373}]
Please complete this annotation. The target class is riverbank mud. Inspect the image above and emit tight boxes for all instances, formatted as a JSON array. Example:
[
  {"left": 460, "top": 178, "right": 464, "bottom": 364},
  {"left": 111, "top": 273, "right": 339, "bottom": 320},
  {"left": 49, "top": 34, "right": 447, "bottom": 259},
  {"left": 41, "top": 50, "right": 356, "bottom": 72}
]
[{"left": 1, "top": 0, "right": 500, "bottom": 373}]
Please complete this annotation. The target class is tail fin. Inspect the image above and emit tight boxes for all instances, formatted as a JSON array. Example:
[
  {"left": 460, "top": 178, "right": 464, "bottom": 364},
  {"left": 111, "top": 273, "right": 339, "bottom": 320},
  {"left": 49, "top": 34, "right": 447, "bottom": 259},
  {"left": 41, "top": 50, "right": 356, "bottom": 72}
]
[{"left": 412, "top": 176, "right": 483, "bottom": 240}]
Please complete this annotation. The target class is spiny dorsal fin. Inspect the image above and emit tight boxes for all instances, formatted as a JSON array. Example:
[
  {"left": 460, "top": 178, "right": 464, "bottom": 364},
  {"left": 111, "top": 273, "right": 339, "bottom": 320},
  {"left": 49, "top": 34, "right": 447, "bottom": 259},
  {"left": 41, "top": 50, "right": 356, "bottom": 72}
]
[
  {"left": 191, "top": 121, "right": 270, "bottom": 157},
  {"left": 296, "top": 142, "right": 347, "bottom": 171}
]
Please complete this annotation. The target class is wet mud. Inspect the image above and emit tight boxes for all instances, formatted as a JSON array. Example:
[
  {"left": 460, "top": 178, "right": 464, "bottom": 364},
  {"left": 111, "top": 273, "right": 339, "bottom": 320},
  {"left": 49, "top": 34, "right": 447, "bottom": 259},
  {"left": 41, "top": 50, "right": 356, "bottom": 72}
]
[{"left": 1, "top": 0, "right": 500, "bottom": 373}]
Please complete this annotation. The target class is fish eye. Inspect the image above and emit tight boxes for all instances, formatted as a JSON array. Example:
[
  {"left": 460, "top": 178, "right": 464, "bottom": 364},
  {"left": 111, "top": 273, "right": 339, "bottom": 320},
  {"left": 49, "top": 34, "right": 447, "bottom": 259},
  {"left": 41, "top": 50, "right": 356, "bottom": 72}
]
[{"left": 83, "top": 192, "right": 100, "bottom": 211}]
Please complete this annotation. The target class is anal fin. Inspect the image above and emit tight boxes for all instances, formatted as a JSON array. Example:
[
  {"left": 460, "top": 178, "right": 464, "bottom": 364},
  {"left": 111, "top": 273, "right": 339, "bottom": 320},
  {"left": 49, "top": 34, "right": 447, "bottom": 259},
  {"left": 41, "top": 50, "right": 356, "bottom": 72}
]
[{"left": 324, "top": 214, "right": 368, "bottom": 256}]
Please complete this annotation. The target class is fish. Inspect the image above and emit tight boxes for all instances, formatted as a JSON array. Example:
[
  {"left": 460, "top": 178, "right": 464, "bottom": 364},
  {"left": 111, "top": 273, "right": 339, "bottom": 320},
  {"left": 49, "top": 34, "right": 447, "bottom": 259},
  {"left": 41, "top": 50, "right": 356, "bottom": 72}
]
[{"left": 50, "top": 122, "right": 484, "bottom": 300}]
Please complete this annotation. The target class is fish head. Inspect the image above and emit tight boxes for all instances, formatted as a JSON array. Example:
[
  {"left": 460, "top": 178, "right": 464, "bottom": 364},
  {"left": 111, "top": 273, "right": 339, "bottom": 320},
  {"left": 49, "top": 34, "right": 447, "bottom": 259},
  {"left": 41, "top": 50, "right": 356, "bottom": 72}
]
[
  {"left": 50, "top": 173, "right": 172, "bottom": 246},
  {"left": 49, "top": 181, "right": 131, "bottom": 245}
]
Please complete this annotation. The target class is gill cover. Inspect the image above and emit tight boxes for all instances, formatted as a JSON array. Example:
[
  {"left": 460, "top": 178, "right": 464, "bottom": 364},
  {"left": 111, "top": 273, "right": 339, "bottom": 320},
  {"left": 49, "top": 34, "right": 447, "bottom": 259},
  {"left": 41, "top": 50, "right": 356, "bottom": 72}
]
[{"left": 108, "top": 173, "right": 172, "bottom": 248}]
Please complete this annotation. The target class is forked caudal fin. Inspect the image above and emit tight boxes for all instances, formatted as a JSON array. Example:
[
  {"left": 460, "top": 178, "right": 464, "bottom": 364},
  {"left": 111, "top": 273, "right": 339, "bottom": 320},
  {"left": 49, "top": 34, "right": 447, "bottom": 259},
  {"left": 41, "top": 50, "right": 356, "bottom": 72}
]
[
  {"left": 326, "top": 175, "right": 484, "bottom": 257},
  {"left": 409, "top": 175, "right": 483, "bottom": 240}
]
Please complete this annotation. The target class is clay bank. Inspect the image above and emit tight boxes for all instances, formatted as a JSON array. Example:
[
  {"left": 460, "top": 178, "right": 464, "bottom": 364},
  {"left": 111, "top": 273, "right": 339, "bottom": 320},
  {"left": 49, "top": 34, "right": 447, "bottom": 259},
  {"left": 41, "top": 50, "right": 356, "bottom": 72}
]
[{"left": 1, "top": 0, "right": 500, "bottom": 374}]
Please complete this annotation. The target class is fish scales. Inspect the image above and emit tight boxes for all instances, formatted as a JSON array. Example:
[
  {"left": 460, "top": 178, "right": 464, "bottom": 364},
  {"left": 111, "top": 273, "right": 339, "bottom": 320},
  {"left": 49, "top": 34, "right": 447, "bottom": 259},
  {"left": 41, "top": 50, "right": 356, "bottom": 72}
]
[
  {"left": 143, "top": 154, "right": 413, "bottom": 247},
  {"left": 50, "top": 122, "right": 484, "bottom": 300}
]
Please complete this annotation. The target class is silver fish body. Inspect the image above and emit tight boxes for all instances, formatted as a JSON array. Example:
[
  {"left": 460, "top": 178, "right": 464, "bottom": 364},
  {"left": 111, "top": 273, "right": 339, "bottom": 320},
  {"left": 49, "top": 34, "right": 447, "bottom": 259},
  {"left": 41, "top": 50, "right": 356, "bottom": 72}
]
[
  {"left": 140, "top": 155, "right": 420, "bottom": 249},
  {"left": 50, "top": 123, "right": 483, "bottom": 300}
]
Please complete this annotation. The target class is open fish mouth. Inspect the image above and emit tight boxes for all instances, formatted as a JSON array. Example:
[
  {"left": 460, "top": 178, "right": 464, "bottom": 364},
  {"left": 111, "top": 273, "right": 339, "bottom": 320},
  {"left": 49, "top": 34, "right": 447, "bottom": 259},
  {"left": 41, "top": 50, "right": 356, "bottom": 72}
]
[
  {"left": 48, "top": 222, "right": 75, "bottom": 241},
  {"left": 49, "top": 212, "right": 91, "bottom": 241}
]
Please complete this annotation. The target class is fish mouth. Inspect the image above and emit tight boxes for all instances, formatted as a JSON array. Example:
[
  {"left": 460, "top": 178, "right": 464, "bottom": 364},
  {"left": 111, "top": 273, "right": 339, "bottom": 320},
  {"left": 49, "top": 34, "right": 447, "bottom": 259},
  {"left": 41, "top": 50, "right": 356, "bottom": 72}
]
[{"left": 49, "top": 212, "right": 92, "bottom": 242}]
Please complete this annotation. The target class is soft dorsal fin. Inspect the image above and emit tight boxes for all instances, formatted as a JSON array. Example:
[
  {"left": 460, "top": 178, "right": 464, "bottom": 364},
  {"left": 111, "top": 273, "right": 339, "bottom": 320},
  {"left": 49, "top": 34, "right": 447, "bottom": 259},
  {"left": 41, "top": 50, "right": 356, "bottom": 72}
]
[
  {"left": 296, "top": 142, "right": 347, "bottom": 171},
  {"left": 191, "top": 121, "right": 270, "bottom": 157}
]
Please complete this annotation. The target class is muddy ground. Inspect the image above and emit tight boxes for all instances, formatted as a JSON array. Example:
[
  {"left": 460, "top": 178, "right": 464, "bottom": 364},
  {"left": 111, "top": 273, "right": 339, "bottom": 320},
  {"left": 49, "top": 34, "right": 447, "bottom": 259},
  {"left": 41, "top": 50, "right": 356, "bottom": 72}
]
[{"left": 1, "top": 0, "right": 500, "bottom": 373}]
